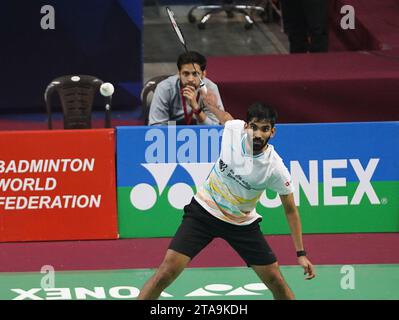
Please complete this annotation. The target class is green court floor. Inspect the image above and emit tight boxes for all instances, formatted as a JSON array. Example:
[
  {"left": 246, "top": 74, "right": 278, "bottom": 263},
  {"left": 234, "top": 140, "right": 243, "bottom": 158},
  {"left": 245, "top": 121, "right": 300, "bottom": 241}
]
[{"left": 0, "top": 264, "right": 398, "bottom": 300}]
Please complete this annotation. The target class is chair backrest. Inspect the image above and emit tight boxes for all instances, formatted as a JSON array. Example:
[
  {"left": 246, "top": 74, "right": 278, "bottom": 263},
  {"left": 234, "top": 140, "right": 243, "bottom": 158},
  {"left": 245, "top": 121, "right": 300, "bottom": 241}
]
[
  {"left": 44, "top": 75, "right": 111, "bottom": 129},
  {"left": 140, "top": 74, "right": 173, "bottom": 125}
]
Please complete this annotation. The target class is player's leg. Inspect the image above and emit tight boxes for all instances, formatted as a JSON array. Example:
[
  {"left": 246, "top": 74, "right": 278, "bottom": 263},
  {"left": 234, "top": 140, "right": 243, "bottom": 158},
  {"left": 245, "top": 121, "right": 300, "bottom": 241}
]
[
  {"left": 251, "top": 262, "right": 295, "bottom": 300},
  {"left": 137, "top": 249, "right": 190, "bottom": 300},
  {"left": 138, "top": 198, "right": 214, "bottom": 300},
  {"left": 222, "top": 218, "right": 294, "bottom": 299}
]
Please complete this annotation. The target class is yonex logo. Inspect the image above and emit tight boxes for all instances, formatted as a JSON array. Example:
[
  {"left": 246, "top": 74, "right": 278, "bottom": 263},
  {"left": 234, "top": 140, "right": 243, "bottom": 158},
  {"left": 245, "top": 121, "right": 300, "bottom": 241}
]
[
  {"left": 130, "top": 158, "right": 381, "bottom": 211},
  {"left": 219, "top": 160, "right": 228, "bottom": 172},
  {"left": 130, "top": 162, "right": 214, "bottom": 211},
  {"left": 261, "top": 158, "right": 381, "bottom": 207},
  {"left": 10, "top": 282, "right": 269, "bottom": 300}
]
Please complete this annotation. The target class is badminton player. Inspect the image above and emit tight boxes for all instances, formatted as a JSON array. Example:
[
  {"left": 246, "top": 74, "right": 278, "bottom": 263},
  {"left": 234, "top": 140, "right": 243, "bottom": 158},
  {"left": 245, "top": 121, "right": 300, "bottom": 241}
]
[
  {"left": 148, "top": 51, "right": 225, "bottom": 126},
  {"left": 138, "top": 102, "right": 315, "bottom": 300}
]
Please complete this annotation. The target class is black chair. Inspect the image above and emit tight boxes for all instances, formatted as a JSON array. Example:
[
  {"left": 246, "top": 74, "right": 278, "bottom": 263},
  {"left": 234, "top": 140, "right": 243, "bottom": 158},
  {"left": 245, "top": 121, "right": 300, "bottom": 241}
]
[
  {"left": 140, "top": 74, "right": 172, "bottom": 125},
  {"left": 188, "top": 0, "right": 266, "bottom": 29},
  {"left": 44, "top": 75, "right": 113, "bottom": 129}
]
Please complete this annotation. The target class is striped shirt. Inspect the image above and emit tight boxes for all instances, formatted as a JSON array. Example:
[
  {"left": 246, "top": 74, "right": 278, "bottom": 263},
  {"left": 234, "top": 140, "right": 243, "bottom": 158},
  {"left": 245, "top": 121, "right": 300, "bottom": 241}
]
[{"left": 195, "top": 120, "right": 294, "bottom": 226}]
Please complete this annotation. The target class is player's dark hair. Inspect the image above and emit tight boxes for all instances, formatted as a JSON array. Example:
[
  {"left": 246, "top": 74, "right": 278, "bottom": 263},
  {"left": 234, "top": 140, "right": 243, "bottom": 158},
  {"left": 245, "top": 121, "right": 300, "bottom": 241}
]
[
  {"left": 246, "top": 102, "right": 278, "bottom": 127},
  {"left": 177, "top": 51, "right": 207, "bottom": 71}
]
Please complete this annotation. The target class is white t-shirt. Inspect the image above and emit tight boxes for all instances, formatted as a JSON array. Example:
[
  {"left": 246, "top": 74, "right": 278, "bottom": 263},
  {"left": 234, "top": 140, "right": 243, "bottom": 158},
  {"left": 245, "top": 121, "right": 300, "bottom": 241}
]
[{"left": 194, "top": 120, "right": 294, "bottom": 225}]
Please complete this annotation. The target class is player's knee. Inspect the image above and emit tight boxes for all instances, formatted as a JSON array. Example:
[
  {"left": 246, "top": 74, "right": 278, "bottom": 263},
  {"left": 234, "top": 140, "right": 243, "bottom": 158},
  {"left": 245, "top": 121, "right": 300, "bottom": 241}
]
[
  {"left": 265, "top": 272, "right": 286, "bottom": 288},
  {"left": 154, "top": 265, "right": 180, "bottom": 288}
]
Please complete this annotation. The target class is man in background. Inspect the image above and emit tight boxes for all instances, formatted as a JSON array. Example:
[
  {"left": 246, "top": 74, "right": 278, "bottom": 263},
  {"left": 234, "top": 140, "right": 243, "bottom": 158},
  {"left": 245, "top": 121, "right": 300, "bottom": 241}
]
[
  {"left": 280, "top": 0, "right": 329, "bottom": 53},
  {"left": 148, "top": 51, "right": 225, "bottom": 126}
]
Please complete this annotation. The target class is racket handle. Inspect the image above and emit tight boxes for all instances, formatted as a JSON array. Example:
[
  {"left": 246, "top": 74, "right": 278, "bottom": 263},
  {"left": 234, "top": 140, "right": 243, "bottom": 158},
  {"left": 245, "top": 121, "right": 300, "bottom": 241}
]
[{"left": 199, "top": 82, "right": 207, "bottom": 95}]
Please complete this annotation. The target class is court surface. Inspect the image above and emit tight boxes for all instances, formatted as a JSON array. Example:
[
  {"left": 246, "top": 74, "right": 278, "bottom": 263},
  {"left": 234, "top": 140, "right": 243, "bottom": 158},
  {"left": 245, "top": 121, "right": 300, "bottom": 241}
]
[{"left": 1, "top": 264, "right": 398, "bottom": 300}]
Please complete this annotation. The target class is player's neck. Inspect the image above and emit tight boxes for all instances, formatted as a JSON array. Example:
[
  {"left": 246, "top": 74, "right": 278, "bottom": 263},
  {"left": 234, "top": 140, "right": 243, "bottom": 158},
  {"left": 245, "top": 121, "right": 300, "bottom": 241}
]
[{"left": 253, "top": 144, "right": 268, "bottom": 156}]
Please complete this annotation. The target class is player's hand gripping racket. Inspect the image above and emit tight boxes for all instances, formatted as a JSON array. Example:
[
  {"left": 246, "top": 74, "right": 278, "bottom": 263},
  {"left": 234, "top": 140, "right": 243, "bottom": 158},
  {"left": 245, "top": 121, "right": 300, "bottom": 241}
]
[{"left": 166, "top": 7, "right": 207, "bottom": 95}]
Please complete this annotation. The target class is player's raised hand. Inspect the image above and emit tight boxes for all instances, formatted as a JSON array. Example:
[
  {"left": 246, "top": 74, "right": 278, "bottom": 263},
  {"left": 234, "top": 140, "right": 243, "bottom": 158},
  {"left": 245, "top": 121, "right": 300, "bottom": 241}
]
[{"left": 203, "top": 89, "right": 218, "bottom": 109}]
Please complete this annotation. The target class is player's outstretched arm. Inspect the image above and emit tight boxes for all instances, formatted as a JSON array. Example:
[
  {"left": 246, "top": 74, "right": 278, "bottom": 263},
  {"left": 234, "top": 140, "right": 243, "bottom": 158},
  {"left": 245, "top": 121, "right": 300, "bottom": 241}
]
[
  {"left": 203, "top": 90, "right": 234, "bottom": 125},
  {"left": 280, "top": 193, "right": 316, "bottom": 280}
]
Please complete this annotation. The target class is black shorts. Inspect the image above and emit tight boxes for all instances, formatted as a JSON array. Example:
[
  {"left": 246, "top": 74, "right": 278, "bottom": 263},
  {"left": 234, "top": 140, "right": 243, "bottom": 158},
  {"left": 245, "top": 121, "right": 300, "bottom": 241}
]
[{"left": 169, "top": 198, "right": 277, "bottom": 266}]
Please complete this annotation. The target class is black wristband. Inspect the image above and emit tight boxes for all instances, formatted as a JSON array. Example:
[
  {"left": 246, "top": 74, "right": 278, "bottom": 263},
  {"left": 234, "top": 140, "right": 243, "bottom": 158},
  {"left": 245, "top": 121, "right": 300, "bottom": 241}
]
[{"left": 296, "top": 250, "right": 307, "bottom": 257}]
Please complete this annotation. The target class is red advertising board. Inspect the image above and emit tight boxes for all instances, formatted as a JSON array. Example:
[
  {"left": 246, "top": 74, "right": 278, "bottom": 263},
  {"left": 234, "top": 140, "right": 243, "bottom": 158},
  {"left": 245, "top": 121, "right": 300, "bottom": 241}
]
[{"left": 0, "top": 129, "right": 118, "bottom": 242}]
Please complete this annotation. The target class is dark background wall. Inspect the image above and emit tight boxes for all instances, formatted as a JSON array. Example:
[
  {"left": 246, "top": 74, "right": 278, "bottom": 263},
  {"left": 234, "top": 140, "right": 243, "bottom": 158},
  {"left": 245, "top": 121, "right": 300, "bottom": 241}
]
[{"left": 0, "top": 0, "right": 142, "bottom": 114}]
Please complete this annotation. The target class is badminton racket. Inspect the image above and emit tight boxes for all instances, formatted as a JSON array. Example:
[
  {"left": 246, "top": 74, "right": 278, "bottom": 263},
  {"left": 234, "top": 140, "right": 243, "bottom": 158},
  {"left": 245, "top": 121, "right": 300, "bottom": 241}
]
[{"left": 166, "top": 7, "right": 207, "bottom": 95}]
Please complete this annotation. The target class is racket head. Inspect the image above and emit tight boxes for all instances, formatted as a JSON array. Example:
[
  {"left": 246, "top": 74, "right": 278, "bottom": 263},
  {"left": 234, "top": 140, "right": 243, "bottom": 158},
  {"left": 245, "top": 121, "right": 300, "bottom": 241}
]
[{"left": 166, "top": 7, "right": 186, "bottom": 48}]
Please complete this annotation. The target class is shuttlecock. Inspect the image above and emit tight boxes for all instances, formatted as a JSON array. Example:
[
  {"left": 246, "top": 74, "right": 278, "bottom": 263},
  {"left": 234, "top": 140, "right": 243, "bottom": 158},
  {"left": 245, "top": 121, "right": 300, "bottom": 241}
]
[{"left": 100, "top": 82, "right": 114, "bottom": 97}]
